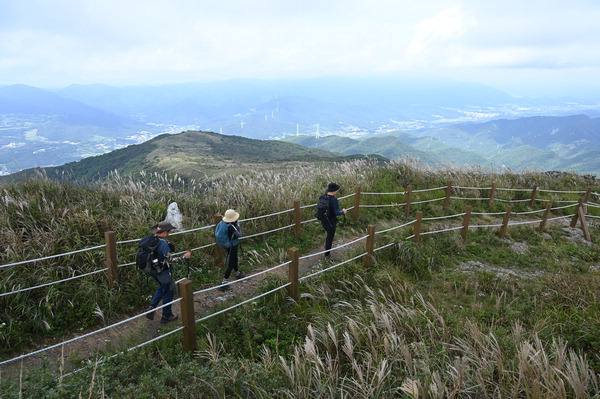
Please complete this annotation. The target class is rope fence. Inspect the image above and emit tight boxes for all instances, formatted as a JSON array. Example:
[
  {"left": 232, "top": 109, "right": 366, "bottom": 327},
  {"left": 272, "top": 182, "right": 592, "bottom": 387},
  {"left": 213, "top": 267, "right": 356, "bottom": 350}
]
[{"left": 1, "top": 182, "right": 597, "bottom": 374}]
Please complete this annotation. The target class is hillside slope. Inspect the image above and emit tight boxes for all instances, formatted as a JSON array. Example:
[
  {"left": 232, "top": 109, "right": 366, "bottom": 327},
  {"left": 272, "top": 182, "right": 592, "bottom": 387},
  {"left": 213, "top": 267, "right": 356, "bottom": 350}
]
[{"left": 2, "top": 130, "right": 384, "bottom": 182}]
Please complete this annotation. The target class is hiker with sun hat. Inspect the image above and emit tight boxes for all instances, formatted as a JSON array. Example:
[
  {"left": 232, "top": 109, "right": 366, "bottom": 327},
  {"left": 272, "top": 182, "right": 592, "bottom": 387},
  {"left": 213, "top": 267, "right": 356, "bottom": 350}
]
[{"left": 215, "top": 209, "right": 245, "bottom": 291}]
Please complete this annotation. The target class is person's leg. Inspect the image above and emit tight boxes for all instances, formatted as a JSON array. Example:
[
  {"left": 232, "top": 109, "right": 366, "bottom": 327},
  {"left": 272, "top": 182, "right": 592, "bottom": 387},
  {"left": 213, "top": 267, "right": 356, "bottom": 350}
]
[
  {"left": 224, "top": 247, "right": 236, "bottom": 279},
  {"left": 322, "top": 221, "right": 337, "bottom": 257}
]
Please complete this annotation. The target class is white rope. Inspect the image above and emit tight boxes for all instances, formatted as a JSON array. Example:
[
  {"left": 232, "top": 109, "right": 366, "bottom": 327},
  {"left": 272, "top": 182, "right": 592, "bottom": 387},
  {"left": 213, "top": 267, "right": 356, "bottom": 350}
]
[
  {"left": 508, "top": 219, "right": 545, "bottom": 226},
  {"left": 118, "top": 261, "right": 136, "bottom": 269},
  {"left": 0, "top": 244, "right": 107, "bottom": 270},
  {"left": 193, "top": 261, "right": 291, "bottom": 295},
  {"left": 196, "top": 283, "right": 291, "bottom": 323},
  {"left": 406, "top": 234, "right": 415, "bottom": 240},
  {"left": 412, "top": 186, "right": 447, "bottom": 193},
  {"left": 301, "top": 218, "right": 319, "bottom": 224},
  {"left": 422, "top": 212, "right": 466, "bottom": 221},
  {"left": 376, "top": 219, "right": 417, "bottom": 235},
  {"left": 420, "top": 226, "right": 463, "bottom": 235},
  {"left": 0, "top": 298, "right": 182, "bottom": 366},
  {"left": 450, "top": 197, "right": 491, "bottom": 201},
  {"left": 241, "top": 224, "right": 295, "bottom": 240},
  {"left": 587, "top": 201, "right": 600, "bottom": 207},
  {"left": 471, "top": 211, "right": 507, "bottom": 216},
  {"left": 585, "top": 214, "right": 600, "bottom": 219},
  {"left": 495, "top": 187, "right": 534, "bottom": 192},
  {"left": 411, "top": 197, "right": 445, "bottom": 205},
  {"left": 300, "top": 252, "right": 368, "bottom": 282},
  {"left": 337, "top": 193, "right": 356, "bottom": 200},
  {"left": 116, "top": 238, "right": 142, "bottom": 245},
  {"left": 169, "top": 224, "right": 216, "bottom": 236},
  {"left": 536, "top": 198, "right": 579, "bottom": 203},
  {"left": 0, "top": 268, "right": 109, "bottom": 297},
  {"left": 299, "top": 235, "right": 369, "bottom": 260},
  {"left": 300, "top": 203, "right": 317, "bottom": 209},
  {"left": 63, "top": 326, "right": 185, "bottom": 378},
  {"left": 550, "top": 203, "right": 578, "bottom": 210},
  {"left": 171, "top": 242, "right": 216, "bottom": 256},
  {"left": 537, "top": 188, "right": 586, "bottom": 194},
  {"left": 469, "top": 223, "right": 505, "bottom": 229},
  {"left": 361, "top": 203, "right": 406, "bottom": 208},
  {"left": 512, "top": 208, "right": 548, "bottom": 215},
  {"left": 454, "top": 186, "right": 493, "bottom": 190},
  {"left": 587, "top": 203, "right": 600, "bottom": 209},
  {"left": 239, "top": 208, "right": 294, "bottom": 223},
  {"left": 546, "top": 214, "right": 575, "bottom": 221},
  {"left": 373, "top": 241, "right": 396, "bottom": 252},
  {"left": 361, "top": 191, "right": 405, "bottom": 195}
]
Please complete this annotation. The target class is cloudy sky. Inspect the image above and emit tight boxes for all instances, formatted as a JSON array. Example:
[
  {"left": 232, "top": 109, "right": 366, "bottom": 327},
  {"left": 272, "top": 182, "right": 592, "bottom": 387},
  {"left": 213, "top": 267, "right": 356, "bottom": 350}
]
[{"left": 1, "top": 0, "right": 599, "bottom": 98}]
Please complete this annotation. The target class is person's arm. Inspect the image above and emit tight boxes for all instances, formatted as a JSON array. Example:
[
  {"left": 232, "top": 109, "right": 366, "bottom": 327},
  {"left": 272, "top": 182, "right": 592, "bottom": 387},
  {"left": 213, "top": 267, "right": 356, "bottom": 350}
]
[
  {"left": 331, "top": 197, "right": 346, "bottom": 216},
  {"left": 229, "top": 222, "right": 242, "bottom": 239}
]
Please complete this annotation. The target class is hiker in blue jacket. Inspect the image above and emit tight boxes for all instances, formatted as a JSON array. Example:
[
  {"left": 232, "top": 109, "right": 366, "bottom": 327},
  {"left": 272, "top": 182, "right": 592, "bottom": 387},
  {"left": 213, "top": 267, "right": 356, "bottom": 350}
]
[
  {"left": 219, "top": 209, "right": 245, "bottom": 291},
  {"left": 146, "top": 221, "right": 191, "bottom": 323},
  {"left": 321, "top": 183, "right": 347, "bottom": 258}
]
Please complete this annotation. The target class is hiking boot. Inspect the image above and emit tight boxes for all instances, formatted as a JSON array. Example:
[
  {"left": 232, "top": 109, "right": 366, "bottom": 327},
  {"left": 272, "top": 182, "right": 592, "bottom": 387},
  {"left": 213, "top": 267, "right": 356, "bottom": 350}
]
[
  {"left": 219, "top": 280, "right": 231, "bottom": 291},
  {"left": 160, "top": 314, "right": 178, "bottom": 323},
  {"left": 145, "top": 305, "right": 156, "bottom": 320},
  {"left": 235, "top": 271, "right": 245, "bottom": 279}
]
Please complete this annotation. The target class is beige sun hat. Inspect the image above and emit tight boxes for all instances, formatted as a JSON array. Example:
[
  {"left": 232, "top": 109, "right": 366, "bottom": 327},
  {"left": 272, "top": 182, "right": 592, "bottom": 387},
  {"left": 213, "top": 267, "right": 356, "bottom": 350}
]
[{"left": 222, "top": 209, "right": 240, "bottom": 223}]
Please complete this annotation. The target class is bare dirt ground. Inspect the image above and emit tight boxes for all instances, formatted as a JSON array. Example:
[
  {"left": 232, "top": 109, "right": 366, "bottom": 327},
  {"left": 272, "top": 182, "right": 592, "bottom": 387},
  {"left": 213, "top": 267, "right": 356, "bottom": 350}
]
[{"left": 0, "top": 234, "right": 360, "bottom": 379}]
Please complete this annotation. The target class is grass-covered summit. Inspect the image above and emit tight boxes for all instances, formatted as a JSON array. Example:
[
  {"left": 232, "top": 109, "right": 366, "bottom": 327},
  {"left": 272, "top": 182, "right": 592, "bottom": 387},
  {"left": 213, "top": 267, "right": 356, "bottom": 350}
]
[{"left": 2, "top": 130, "right": 382, "bottom": 183}]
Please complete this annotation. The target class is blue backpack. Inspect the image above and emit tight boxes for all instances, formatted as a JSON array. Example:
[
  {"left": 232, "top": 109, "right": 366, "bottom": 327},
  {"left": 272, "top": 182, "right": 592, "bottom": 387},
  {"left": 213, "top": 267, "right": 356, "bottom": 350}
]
[{"left": 215, "top": 221, "right": 239, "bottom": 249}]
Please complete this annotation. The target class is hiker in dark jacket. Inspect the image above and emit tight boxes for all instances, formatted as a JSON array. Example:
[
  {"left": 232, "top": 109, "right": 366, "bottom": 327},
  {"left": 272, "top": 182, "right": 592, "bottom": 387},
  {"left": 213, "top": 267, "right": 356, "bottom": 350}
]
[
  {"left": 321, "top": 183, "right": 347, "bottom": 258},
  {"left": 220, "top": 209, "right": 245, "bottom": 291},
  {"left": 146, "top": 221, "right": 191, "bottom": 323}
]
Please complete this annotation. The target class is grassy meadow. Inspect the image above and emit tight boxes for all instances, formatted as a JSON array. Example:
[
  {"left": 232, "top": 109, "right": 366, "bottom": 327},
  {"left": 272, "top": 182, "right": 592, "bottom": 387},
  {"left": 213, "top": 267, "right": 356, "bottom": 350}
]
[{"left": 1, "top": 159, "right": 600, "bottom": 398}]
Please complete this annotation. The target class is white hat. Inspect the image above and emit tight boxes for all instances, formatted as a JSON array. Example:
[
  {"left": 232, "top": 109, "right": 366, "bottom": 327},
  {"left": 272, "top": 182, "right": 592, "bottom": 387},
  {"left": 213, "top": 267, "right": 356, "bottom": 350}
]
[{"left": 222, "top": 209, "right": 240, "bottom": 223}]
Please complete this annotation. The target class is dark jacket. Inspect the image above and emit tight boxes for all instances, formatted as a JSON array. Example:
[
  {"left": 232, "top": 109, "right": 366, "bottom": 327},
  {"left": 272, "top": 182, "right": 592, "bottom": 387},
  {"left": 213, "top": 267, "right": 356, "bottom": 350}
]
[{"left": 325, "top": 194, "right": 344, "bottom": 224}]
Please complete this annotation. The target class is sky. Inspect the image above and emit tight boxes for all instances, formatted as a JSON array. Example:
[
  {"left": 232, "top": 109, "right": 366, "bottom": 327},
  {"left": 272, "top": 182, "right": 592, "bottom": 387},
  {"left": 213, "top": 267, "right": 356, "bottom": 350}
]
[{"left": 1, "top": 0, "right": 600, "bottom": 98}]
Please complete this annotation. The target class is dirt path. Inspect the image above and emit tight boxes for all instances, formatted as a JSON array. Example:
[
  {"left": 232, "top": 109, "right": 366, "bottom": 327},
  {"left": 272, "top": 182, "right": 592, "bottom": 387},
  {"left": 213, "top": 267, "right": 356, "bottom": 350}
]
[{"left": 0, "top": 234, "right": 361, "bottom": 379}]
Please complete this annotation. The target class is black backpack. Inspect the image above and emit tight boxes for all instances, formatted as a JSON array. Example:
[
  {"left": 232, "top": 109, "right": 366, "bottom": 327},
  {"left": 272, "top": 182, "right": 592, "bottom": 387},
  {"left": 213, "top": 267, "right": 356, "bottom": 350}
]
[
  {"left": 315, "top": 194, "right": 331, "bottom": 221},
  {"left": 136, "top": 235, "right": 163, "bottom": 277}
]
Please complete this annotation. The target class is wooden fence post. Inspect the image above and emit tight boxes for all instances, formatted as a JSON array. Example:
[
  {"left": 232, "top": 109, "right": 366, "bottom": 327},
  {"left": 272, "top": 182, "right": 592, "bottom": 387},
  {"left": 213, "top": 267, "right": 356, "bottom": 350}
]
[
  {"left": 539, "top": 202, "right": 552, "bottom": 233},
  {"left": 177, "top": 278, "right": 197, "bottom": 352},
  {"left": 213, "top": 214, "right": 223, "bottom": 267},
  {"left": 499, "top": 206, "right": 512, "bottom": 239},
  {"left": 573, "top": 198, "right": 592, "bottom": 242},
  {"left": 104, "top": 231, "right": 118, "bottom": 287},
  {"left": 405, "top": 185, "right": 412, "bottom": 217},
  {"left": 352, "top": 186, "right": 361, "bottom": 220},
  {"left": 578, "top": 203, "right": 592, "bottom": 242},
  {"left": 570, "top": 200, "right": 580, "bottom": 228},
  {"left": 288, "top": 247, "right": 299, "bottom": 302},
  {"left": 293, "top": 200, "right": 301, "bottom": 239},
  {"left": 444, "top": 181, "right": 452, "bottom": 207},
  {"left": 413, "top": 211, "right": 423, "bottom": 243},
  {"left": 461, "top": 205, "right": 472, "bottom": 242},
  {"left": 583, "top": 187, "right": 592, "bottom": 203},
  {"left": 489, "top": 182, "right": 497, "bottom": 205},
  {"left": 529, "top": 185, "right": 538, "bottom": 207},
  {"left": 365, "top": 225, "right": 376, "bottom": 268}
]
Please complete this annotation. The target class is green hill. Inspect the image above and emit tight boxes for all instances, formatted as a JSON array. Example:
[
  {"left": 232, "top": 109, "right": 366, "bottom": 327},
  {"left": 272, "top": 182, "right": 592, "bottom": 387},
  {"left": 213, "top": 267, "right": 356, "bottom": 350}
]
[
  {"left": 283, "top": 133, "right": 488, "bottom": 166},
  {"left": 2, "top": 130, "right": 381, "bottom": 183}
]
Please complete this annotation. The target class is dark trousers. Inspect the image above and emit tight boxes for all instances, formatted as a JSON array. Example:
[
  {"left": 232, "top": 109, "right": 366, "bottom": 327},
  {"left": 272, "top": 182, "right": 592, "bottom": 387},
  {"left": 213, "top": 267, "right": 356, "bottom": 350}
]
[
  {"left": 224, "top": 244, "right": 239, "bottom": 279},
  {"left": 321, "top": 220, "right": 337, "bottom": 256},
  {"left": 150, "top": 268, "right": 175, "bottom": 317}
]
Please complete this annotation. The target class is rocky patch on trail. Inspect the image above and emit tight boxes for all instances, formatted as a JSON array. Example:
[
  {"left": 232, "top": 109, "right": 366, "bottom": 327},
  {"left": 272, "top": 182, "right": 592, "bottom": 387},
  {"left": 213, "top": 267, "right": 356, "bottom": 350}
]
[
  {"left": 456, "top": 260, "right": 545, "bottom": 279},
  {"left": 510, "top": 242, "right": 528, "bottom": 254},
  {"left": 562, "top": 227, "right": 594, "bottom": 246}
]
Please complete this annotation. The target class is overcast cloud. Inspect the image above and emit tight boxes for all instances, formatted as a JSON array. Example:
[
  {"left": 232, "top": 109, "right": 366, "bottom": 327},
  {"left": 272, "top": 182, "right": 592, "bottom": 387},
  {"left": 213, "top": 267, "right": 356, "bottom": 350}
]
[{"left": 1, "top": 0, "right": 599, "bottom": 97}]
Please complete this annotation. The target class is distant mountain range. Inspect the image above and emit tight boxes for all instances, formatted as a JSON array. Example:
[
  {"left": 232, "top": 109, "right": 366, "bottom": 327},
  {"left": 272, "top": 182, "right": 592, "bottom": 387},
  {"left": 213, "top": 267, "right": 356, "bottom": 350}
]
[
  {"left": 1, "top": 78, "right": 599, "bottom": 175},
  {"left": 0, "top": 130, "right": 381, "bottom": 183},
  {"left": 283, "top": 114, "right": 600, "bottom": 175}
]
